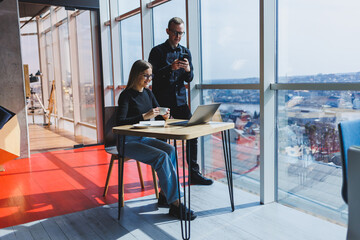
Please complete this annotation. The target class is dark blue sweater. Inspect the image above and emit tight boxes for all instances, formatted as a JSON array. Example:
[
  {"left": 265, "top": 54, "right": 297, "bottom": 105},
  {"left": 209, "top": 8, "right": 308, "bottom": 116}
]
[{"left": 117, "top": 88, "right": 159, "bottom": 125}]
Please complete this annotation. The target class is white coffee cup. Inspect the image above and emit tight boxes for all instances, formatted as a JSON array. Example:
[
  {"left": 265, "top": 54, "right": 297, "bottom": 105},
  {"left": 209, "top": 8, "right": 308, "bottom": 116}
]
[{"left": 158, "top": 107, "right": 169, "bottom": 115}]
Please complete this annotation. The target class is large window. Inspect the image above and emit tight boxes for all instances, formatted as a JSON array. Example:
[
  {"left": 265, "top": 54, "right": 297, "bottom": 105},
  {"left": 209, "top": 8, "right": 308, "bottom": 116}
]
[
  {"left": 120, "top": 14, "right": 142, "bottom": 85},
  {"left": 45, "top": 31, "right": 54, "bottom": 96},
  {"left": 21, "top": 20, "right": 42, "bottom": 116},
  {"left": 277, "top": 0, "right": 360, "bottom": 224},
  {"left": 152, "top": 0, "right": 187, "bottom": 46},
  {"left": 58, "top": 22, "right": 74, "bottom": 119},
  {"left": 200, "top": 0, "right": 260, "bottom": 194},
  {"left": 118, "top": 0, "right": 139, "bottom": 15},
  {"left": 200, "top": 0, "right": 259, "bottom": 83},
  {"left": 278, "top": 0, "right": 360, "bottom": 83},
  {"left": 277, "top": 90, "right": 360, "bottom": 224},
  {"left": 76, "top": 11, "right": 95, "bottom": 124},
  {"left": 203, "top": 89, "right": 260, "bottom": 194}
]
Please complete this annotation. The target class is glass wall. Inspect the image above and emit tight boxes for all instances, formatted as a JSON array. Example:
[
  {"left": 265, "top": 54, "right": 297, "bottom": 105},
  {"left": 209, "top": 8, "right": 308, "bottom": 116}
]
[
  {"left": 56, "top": 8, "right": 67, "bottom": 22},
  {"left": 45, "top": 31, "right": 54, "bottom": 95},
  {"left": 58, "top": 22, "right": 74, "bottom": 119},
  {"left": 118, "top": 0, "right": 139, "bottom": 15},
  {"left": 277, "top": 90, "right": 360, "bottom": 223},
  {"left": 200, "top": 0, "right": 259, "bottom": 84},
  {"left": 42, "top": 15, "right": 51, "bottom": 30},
  {"left": 152, "top": 0, "right": 187, "bottom": 46},
  {"left": 278, "top": 0, "right": 360, "bottom": 83},
  {"left": 277, "top": 0, "right": 360, "bottom": 224},
  {"left": 203, "top": 89, "right": 260, "bottom": 193},
  {"left": 76, "top": 11, "right": 96, "bottom": 124},
  {"left": 20, "top": 19, "right": 42, "bottom": 120},
  {"left": 21, "top": 34, "right": 40, "bottom": 75},
  {"left": 200, "top": 0, "right": 260, "bottom": 194},
  {"left": 120, "top": 14, "right": 142, "bottom": 85}
]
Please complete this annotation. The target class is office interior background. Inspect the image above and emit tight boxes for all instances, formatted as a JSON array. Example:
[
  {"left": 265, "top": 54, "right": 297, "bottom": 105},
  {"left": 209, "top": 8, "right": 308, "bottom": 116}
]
[{"left": 3, "top": 0, "right": 360, "bottom": 229}]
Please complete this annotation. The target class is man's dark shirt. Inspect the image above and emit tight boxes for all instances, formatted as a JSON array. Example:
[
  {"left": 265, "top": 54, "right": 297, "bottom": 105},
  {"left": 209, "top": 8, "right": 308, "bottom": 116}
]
[{"left": 148, "top": 40, "right": 194, "bottom": 107}]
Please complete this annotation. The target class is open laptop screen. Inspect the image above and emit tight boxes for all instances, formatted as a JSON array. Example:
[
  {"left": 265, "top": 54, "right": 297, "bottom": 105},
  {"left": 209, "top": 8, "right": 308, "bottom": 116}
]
[{"left": 169, "top": 103, "right": 221, "bottom": 126}]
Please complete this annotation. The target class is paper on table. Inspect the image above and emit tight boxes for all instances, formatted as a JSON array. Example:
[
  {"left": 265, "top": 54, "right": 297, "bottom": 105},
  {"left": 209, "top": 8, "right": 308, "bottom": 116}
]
[{"left": 138, "top": 120, "right": 165, "bottom": 127}]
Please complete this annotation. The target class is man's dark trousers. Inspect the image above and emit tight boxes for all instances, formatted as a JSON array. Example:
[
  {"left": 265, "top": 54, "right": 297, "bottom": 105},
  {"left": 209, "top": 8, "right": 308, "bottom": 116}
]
[{"left": 163, "top": 104, "right": 200, "bottom": 174}]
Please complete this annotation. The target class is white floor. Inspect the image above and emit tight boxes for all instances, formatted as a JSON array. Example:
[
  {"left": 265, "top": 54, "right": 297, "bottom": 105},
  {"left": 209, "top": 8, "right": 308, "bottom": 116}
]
[{"left": 0, "top": 181, "right": 347, "bottom": 240}]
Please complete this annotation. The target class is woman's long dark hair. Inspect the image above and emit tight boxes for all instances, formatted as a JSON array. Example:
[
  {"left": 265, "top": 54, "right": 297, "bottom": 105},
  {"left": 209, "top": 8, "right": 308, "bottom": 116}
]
[{"left": 125, "top": 60, "right": 152, "bottom": 90}]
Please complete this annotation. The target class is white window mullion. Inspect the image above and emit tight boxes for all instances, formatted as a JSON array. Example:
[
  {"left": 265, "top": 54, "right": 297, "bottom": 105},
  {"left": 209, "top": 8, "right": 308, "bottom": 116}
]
[
  {"left": 260, "top": 0, "right": 277, "bottom": 204},
  {"left": 99, "top": 0, "right": 114, "bottom": 106},
  {"left": 110, "top": 0, "right": 122, "bottom": 102},
  {"left": 140, "top": 0, "right": 154, "bottom": 61}
]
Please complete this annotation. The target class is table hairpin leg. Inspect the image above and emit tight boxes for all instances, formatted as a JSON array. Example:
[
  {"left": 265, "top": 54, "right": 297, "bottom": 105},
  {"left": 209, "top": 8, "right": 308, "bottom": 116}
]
[
  {"left": 118, "top": 135, "right": 125, "bottom": 220},
  {"left": 221, "top": 130, "right": 235, "bottom": 211},
  {"left": 174, "top": 139, "right": 191, "bottom": 240}
]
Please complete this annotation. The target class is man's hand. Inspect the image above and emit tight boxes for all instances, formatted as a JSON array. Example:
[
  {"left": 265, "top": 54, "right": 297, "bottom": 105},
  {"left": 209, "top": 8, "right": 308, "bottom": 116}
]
[
  {"left": 171, "top": 58, "right": 190, "bottom": 72},
  {"left": 171, "top": 59, "right": 181, "bottom": 71},
  {"left": 179, "top": 58, "right": 190, "bottom": 72},
  {"left": 142, "top": 108, "right": 159, "bottom": 120}
]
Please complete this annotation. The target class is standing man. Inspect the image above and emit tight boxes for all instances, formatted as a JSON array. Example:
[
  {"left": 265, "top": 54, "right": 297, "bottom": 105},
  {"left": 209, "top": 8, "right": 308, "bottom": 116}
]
[{"left": 149, "top": 17, "right": 213, "bottom": 185}]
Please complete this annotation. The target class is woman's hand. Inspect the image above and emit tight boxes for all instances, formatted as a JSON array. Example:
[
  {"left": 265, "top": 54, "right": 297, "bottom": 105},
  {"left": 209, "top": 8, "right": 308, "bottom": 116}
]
[
  {"left": 142, "top": 108, "right": 159, "bottom": 120},
  {"left": 162, "top": 108, "right": 170, "bottom": 120}
]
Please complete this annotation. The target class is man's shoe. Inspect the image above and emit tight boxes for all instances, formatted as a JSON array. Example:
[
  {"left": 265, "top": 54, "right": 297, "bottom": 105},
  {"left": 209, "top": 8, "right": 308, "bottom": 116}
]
[
  {"left": 158, "top": 193, "right": 169, "bottom": 207},
  {"left": 169, "top": 203, "right": 197, "bottom": 220},
  {"left": 190, "top": 172, "right": 214, "bottom": 185}
]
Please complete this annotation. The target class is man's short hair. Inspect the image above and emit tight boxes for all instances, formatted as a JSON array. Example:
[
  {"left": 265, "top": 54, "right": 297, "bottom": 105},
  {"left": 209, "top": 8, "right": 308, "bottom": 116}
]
[{"left": 168, "top": 17, "right": 184, "bottom": 29}]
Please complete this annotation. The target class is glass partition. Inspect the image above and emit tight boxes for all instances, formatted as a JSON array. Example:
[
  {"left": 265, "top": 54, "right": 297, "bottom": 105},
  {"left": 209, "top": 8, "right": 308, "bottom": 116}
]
[
  {"left": 118, "top": 0, "right": 139, "bottom": 15},
  {"left": 120, "top": 14, "right": 142, "bottom": 85},
  {"left": 58, "top": 22, "right": 74, "bottom": 119},
  {"left": 20, "top": 20, "right": 37, "bottom": 34},
  {"left": 277, "top": 0, "right": 360, "bottom": 224},
  {"left": 200, "top": 0, "right": 259, "bottom": 84},
  {"left": 278, "top": 0, "right": 360, "bottom": 83},
  {"left": 76, "top": 11, "right": 95, "bottom": 124},
  {"left": 45, "top": 31, "right": 54, "bottom": 95},
  {"left": 152, "top": 0, "right": 186, "bottom": 46},
  {"left": 277, "top": 90, "right": 360, "bottom": 224},
  {"left": 203, "top": 89, "right": 260, "bottom": 194},
  {"left": 42, "top": 16, "right": 51, "bottom": 31},
  {"left": 56, "top": 8, "right": 67, "bottom": 22}
]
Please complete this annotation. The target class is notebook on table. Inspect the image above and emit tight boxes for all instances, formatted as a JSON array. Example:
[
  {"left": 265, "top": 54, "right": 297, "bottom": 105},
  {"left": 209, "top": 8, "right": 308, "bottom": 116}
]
[{"left": 169, "top": 103, "right": 221, "bottom": 126}]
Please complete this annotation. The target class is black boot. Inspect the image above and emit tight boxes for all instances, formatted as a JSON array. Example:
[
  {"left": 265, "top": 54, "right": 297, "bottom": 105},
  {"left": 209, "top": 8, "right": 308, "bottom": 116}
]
[
  {"left": 190, "top": 171, "right": 214, "bottom": 185},
  {"left": 169, "top": 203, "right": 197, "bottom": 220},
  {"left": 158, "top": 193, "right": 169, "bottom": 207}
]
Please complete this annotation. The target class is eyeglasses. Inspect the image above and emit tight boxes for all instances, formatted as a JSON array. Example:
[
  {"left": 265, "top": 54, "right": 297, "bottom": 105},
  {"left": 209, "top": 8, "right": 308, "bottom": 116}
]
[
  {"left": 169, "top": 29, "right": 185, "bottom": 37},
  {"left": 143, "top": 74, "right": 154, "bottom": 80}
]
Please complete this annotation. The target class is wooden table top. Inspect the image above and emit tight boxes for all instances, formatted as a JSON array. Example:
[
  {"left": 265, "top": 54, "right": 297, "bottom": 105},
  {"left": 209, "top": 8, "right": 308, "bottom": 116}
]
[{"left": 112, "top": 119, "right": 234, "bottom": 140}]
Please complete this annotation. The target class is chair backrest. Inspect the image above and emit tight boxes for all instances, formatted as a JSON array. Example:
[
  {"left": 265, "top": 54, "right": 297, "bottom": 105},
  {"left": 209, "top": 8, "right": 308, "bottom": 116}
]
[
  {"left": 338, "top": 119, "right": 360, "bottom": 204},
  {"left": 104, "top": 106, "right": 118, "bottom": 148}
]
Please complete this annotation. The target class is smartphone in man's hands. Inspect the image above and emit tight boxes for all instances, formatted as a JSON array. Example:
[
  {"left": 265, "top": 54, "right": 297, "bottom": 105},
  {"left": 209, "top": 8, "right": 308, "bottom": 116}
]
[{"left": 179, "top": 53, "right": 189, "bottom": 61}]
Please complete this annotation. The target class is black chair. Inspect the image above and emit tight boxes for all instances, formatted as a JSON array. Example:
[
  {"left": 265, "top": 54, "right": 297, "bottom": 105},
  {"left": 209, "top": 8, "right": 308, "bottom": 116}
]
[
  {"left": 338, "top": 119, "right": 360, "bottom": 204},
  {"left": 103, "top": 106, "right": 159, "bottom": 206}
]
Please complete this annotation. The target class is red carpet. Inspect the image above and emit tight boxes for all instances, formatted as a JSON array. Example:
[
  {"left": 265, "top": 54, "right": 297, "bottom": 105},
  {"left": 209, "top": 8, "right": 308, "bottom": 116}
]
[{"left": 0, "top": 145, "right": 158, "bottom": 229}]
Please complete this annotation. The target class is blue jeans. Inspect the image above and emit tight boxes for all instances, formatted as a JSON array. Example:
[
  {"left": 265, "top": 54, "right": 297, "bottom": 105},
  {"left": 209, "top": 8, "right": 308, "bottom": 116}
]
[{"left": 118, "top": 136, "right": 183, "bottom": 204}]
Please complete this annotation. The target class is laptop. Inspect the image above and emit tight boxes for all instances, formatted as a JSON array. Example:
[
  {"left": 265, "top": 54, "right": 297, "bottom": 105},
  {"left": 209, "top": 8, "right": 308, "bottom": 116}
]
[{"left": 169, "top": 103, "right": 221, "bottom": 126}]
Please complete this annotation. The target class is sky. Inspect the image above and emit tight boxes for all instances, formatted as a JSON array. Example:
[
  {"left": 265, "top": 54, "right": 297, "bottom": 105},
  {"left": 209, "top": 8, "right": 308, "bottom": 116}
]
[{"left": 200, "top": 0, "right": 360, "bottom": 80}]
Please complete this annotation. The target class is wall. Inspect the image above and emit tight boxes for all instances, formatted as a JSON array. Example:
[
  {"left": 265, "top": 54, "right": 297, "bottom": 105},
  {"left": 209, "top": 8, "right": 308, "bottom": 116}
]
[{"left": 0, "top": 0, "right": 30, "bottom": 158}]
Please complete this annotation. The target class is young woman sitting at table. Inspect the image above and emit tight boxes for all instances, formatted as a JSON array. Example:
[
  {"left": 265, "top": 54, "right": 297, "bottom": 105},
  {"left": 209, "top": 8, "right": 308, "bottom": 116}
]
[{"left": 117, "top": 59, "right": 196, "bottom": 220}]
